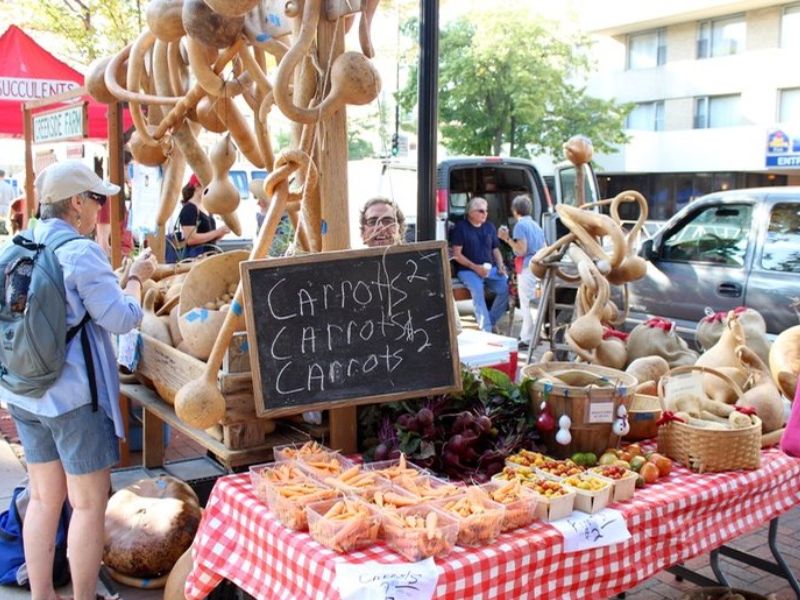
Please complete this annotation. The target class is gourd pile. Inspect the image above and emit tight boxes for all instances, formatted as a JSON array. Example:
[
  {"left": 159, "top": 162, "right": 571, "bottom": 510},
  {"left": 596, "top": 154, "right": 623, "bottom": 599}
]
[
  {"left": 531, "top": 135, "right": 650, "bottom": 369},
  {"left": 87, "top": 0, "right": 381, "bottom": 249}
]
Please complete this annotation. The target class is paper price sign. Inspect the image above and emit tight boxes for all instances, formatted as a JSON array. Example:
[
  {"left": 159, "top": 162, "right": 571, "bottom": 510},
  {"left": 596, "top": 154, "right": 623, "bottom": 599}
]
[
  {"left": 550, "top": 508, "right": 631, "bottom": 552},
  {"left": 335, "top": 558, "right": 439, "bottom": 600},
  {"left": 588, "top": 401, "right": 615, "bottom": 424},
  {"left": 664, "top": 372, "right": 704, "bottom": 406}
]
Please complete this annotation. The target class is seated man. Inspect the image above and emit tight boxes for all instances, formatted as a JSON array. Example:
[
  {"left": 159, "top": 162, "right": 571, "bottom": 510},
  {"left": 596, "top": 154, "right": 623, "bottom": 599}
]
[{"left": 450, "top": 197, "right": 508, "bottom": 333}]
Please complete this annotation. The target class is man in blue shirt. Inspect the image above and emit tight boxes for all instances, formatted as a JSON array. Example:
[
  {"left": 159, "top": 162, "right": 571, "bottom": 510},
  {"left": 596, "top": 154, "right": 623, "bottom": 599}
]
[{"left": 451, "top": 197, "right": 509, "bottom": 332}]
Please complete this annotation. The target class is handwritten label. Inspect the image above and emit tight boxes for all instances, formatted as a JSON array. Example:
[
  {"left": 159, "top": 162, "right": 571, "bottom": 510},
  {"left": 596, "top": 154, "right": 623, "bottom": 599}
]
[
  {"left": 241, "top": 242, "right": 460, "bottom": 417},
  {"left": 550, "top": 508, "right": 631, "bottom": 552},
  {"left": 665, "top": 372, "right": 705, "bottom": 406},
  {"left": 335, "top": 558, "right": 438, "bottom": 600},
  {"left": 116, "top": 329, "right": 140, "bottom": 371},
  {"left": 588, "top": 401, "right": 615, "bottom": 424}
]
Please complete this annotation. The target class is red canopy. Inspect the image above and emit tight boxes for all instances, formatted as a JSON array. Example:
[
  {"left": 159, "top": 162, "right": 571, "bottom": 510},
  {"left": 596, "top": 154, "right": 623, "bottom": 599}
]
[{"left": 0, "top": 25, "right": 129, "bottom": 139}]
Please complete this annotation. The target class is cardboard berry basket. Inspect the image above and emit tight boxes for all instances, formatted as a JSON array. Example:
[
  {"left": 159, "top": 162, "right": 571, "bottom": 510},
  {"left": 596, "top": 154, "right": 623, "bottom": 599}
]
[
  {"left": 589, "top": 465, "right": 639, "bottom": 503},
  {"left": 562, "top": 474, "right": 612, "bottom": 514}
]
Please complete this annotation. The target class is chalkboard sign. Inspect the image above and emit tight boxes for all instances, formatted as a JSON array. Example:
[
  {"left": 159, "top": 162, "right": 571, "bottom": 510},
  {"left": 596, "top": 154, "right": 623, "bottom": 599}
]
[{"left": 240, "top": 241, "right": 461, "bottom": 418}]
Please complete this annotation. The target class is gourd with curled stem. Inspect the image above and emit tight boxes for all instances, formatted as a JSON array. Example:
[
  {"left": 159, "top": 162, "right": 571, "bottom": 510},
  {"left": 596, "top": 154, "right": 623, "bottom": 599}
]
[
  {"left": 566, "top": 252, "right": 608, "bottom": 351},
  {"left": 146, "top": 0, "right": 185, "bottom": 42},
  {"left": 556, "top": 204, "right": 626, "bottom": 270},
  {"left": 203, "top": 0, "right": 259, "bottom": 17},
  {"left": 173, "top": 151, "right": 317, "bottom": 429},
  {"left": 696, "top": 312, "right": 747, "bottom": 403},
  {"left": 607, "top": 190, "right": 649, "bottom": 285},
  {"left": 202, "top": 134, "right": 240, "bottom": 215}
]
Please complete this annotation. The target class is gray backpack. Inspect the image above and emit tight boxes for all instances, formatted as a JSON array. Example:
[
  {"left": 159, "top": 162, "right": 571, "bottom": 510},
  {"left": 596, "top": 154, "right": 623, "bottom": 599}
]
[{"left": 0, "top": 231, "right": 97, "bottom": 408}]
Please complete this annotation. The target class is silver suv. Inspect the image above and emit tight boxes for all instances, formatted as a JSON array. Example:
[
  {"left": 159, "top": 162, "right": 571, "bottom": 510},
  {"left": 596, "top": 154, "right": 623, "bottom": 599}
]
[{"left": 631, "top": 187, "right": 800, "bottom": 337}]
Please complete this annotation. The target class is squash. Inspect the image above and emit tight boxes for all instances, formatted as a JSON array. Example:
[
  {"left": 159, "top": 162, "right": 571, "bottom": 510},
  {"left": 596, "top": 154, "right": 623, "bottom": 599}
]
[
  {"left": 736, "top": 345, "right": 786, "bottom": 433},
  {"left": 146, "top": 0, "right": 186, "bottom": 42},
  {"left": 182, "top": 0, "right": 244, "bottom": 48},
  {"left": 626, "top": 318, "right": 698, "bottom": 368},
  {"left": 85, "top": 56, "right": 117, "bottom": 104},
  {"left": 769, "top": 325, "right": 800, "bottom": 399},
  {"left": 696, "top": 313, "right": 749, "bottom": 403},
  {"left": 625, "top": 355, "right": 670, "bottom": 386},
  {"left": 103, "top": 476, "right": 201, "bottom": 578},
  {"left": 202, "top": 0, "right": 258, "bottom": 17},
  {"left": 696, "top": 307, "right": 771, "bottom": 367}
]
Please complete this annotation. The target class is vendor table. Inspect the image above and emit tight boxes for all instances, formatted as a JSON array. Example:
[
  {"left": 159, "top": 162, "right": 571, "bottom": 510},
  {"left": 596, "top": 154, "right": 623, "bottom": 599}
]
[{"left": 185, "top": 448, "right": 800, "bottom": 600}]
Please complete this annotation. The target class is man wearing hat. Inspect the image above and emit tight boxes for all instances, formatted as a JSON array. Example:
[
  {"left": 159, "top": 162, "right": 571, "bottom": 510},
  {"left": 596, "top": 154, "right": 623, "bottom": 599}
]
[{"left": 1, "top": 160, "right": 158, "bottom": 600}]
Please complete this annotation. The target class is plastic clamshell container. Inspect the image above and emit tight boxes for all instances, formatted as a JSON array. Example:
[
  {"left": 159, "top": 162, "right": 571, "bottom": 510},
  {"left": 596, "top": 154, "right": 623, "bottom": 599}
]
[
  {"left": 534, "top": 459, "right": 585, "bottom": 480},
  {"left": 272, "top": 441, "right": 338, "bottom": 464},
  {"left": 396, "top": 473, "right": 464, "bottom": 502},
  {"left": 249, "top": 461, "right": 308, "bottom": 504},
  {"left": 295, "top": 453, "right": 355, "bottom": 480},
  {"left": 310, "top": 463, "right": 387, "bottom": 498},
  {"left": 305, "top": 497, "right": 380, "bottom": 553},
  {"left": 264, "top": 480, "right": 338, "bottom": 531},
  {"left": 431, "top": 488, "right": 506, "bottom": 547},
  {"left": 480, "top": 481, "right": 540, "bottom": 532},
  {"left": 561, "top": 474, "right": 612, "bottom": 514},
  {"left": 589, "top": 466, "right": 638, "bottom": 503},
  {"left": 381, "top": 505, "right": 459, "bottom": 561},
  {"left": 362, "top": 458, "right": 430, "bottom": 482},
  {"left": 360, "top": 482, "right": 420, "bottom": 513},
  {"left": 504, "top": 449, "right": 547, "bottom": 470}
]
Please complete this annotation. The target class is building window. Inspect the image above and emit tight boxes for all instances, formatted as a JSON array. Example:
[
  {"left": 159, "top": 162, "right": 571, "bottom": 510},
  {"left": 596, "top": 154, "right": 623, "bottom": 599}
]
[
  {"left": 762, "top": 203, "right": 800, "bottom": 273},
  {"left": 694, "top": 94, "right": 741, "bottom": 128},
  {"left": 779, "top": 87, "right": 800, "bottom": 122},
  {"left": 697, "top": 15, "right": 745, "bottom": 58},
  {"left": 627, "top": 101, "right": 665, "bottom": 131},
  {"left": 627, "top": 29, "right": 666, "bottom": 69},
  {"left": 782, "top": 5, "right": 800, "bottom": 50}
]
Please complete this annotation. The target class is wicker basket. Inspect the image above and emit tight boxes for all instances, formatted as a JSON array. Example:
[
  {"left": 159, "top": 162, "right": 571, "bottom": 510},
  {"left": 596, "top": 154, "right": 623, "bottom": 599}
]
[
  {"left": 624, "top": 394, "right": 662, "bottom": 441},
  {"left": 656, "top": 365, "right": 761, "bottom": 473},
  {"left": 521, "top": 362, "right": 637, "bottom": 459}
]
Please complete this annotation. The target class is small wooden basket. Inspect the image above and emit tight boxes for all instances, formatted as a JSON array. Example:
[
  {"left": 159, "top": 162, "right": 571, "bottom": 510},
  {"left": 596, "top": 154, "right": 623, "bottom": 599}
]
[
  {"left": 656, "top": 365, "right": 761, "bottom": 473},
  {"left": 522, "top": 362, "right": 637, "bottom": 458}
]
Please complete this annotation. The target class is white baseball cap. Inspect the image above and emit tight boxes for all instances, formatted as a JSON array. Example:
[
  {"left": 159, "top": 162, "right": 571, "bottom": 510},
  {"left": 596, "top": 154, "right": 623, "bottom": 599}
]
[{"left": 35, "top": 160, "right": 120, "bottom": 205}]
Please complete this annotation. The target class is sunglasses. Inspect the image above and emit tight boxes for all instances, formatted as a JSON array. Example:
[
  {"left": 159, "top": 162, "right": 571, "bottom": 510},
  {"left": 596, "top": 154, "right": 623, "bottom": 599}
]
[{"left": 84, "top": 191, "right": 107, "bottom": 206}]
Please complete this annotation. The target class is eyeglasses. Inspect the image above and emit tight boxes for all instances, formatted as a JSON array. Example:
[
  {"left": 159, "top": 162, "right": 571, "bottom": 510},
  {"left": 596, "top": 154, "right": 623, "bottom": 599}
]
[
  {"left": 83, "top": 191, "right": 107, "bottom": 206},
  {"left": 365, "top": 216, "right": 398, "bottom": 227},
  {"left": 471, "top": 208, "right": 488, "bottom": 214}
]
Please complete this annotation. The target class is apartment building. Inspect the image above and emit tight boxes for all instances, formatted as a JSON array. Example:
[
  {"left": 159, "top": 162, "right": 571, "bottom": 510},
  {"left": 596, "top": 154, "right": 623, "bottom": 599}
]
[{"left": 578, "top": 0, "right": 800, "bottom": 219}]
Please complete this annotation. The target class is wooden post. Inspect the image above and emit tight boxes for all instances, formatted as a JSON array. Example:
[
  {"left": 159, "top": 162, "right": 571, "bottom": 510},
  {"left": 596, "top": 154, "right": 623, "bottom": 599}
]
[
  {"left": 108, "top": 102, "right": 124, "bottom": 269},
  {"left": 317, "top": 16, "right": 356, "bottom": 453},
  {"left": 22, "top": 107, "right": 34, "bottom": 228}
]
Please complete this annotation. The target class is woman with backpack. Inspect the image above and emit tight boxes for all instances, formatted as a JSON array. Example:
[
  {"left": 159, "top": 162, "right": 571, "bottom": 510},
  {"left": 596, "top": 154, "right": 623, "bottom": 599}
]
[{"left": 0, "top": 161, "right": 157, "bottom": 600}]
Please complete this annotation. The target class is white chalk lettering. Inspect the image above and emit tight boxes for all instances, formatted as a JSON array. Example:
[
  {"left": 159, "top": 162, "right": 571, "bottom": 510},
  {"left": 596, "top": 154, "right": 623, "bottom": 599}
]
[
  {"left": 275, "top": 361, "right": 304, "bottom": 394},
  {"left": 362, "top": 354, "right": 379, "bottom": 373},
  {"left": 301, "top": 326, "right": 316, "bottom": 354},
  {"left": 307, "top": 363, "right": 325, "bottom": 391},
  {"left": 359, "top": 320, "right": 375, "bottom": 341},
  {"left": 270, "top": 326, "right": 291, "bottom": 360},
  {"left": 298, "top": 288, "right": 317, "bottom": 316},
  {"left": 353, "top": 280, "right": 373, "bottom": 306},
  {"left": 326, "top": 323, "right": 343, "bottom": 351},
  {"left": 267, "top": 278, "right": 297, "bottom": 320}
]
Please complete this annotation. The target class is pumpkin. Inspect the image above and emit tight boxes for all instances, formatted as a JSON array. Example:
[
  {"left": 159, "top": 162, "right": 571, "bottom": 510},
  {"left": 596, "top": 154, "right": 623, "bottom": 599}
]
[
  {"left": 103, "top": 476, "right": 201, "bottom": 578},
  {"left": 770, "top": 325, "right": 800, "bottom": 399}
]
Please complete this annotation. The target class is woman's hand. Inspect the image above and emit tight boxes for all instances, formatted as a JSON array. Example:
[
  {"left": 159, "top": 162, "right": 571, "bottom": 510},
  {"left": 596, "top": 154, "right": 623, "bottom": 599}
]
[
  {"left": 216, "top": 225, "right": 231, "bottom": 239},
  {"left": 129, "top": 248, "right": 158, "bottom": 282}
]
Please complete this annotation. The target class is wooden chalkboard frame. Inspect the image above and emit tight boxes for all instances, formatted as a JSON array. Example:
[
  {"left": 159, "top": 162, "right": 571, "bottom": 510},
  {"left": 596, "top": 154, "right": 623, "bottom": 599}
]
[{"left": 240, "top": 241, "right": 462, "bottom": 419}]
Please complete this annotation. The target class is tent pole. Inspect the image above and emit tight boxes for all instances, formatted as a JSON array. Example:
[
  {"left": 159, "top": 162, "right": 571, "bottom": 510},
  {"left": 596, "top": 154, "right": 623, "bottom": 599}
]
[
  {"left": 23, "top": 106, "right": 34, "bottom": 228},
  {"left": 108, "top": 101, "right": 124, "bottom": 269}
]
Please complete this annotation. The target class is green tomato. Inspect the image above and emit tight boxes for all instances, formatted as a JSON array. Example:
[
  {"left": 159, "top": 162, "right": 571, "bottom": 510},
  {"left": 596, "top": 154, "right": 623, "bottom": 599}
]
[
  {"left": 583, "top": 452, "right": 598, "bottom": 467},
  {"left": 570, "top": 452, "right": 586, "bottom": 466}
]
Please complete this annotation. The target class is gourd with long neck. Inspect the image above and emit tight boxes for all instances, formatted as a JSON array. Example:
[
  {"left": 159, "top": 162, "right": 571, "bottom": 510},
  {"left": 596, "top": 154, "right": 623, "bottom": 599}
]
[{"left": 202, "top": 134, "right": 239, "bottom": 215}]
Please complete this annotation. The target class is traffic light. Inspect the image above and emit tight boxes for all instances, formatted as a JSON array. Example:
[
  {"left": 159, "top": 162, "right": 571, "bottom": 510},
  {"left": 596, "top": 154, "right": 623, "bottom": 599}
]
[{"left": 391, "top": 133, "right": 399, "bottom": 156}]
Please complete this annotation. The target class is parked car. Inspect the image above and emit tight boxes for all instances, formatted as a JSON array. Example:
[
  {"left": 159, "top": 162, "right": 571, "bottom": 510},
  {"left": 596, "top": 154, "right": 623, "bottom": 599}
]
[{"left": 629, "top": 187, "right": 800, "bottom": 337}]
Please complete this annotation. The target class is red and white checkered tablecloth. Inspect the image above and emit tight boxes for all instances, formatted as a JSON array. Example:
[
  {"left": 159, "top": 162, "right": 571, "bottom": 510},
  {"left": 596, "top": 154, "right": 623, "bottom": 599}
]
[{"left": 185, "top": 448, "right": 800, "bottom": 600}]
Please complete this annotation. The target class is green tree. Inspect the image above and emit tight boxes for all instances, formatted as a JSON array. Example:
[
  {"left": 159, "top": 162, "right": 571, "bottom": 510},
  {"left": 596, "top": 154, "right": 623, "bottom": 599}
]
[
  {"left": 3, "top": 0, "right": 140, "bottom": 64},
  {"left": 398, "top": 8, "right": 631, "bottom": 159}
]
